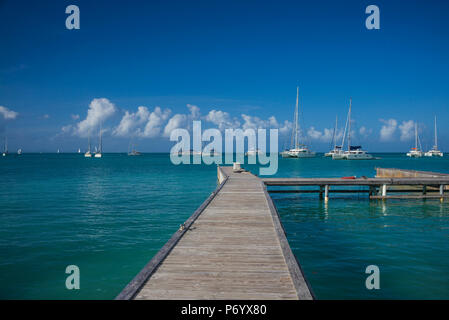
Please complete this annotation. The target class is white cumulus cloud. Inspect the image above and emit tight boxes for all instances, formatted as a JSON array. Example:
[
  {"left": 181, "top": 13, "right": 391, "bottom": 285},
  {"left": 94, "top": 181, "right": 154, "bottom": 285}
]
[
  {"left": 0, "top": 106, "right": 18, "bottom": 120},
  {"left": 307, "top": 127, "right": 342, "bottom": 142},
  {"left": 379, "top": 119, "right": 397, "bottom": 141},
  {"left": 142, "top": 107, "right": 171, "bottom": 138},
  {"left": 163, "top": 114, "right": 187, "bottom": 137},
  {"left": 399, "top": 120, "right": 415, "bottom": 141},
  {"left": 113, "top": 106, "right": 150, "bottom": 137},
  {"left": 75, "top": 98, "right": 117, "bottom": 137}
]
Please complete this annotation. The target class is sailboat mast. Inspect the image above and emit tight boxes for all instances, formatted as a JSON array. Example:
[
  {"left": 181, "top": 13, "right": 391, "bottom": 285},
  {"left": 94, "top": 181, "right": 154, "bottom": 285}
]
[
  {"left": 333, "top": 115, "right": 338, "bottom": 149},
  {"left": 88, "top": 136, "right": 91, "bottom": 152},
  {"left": 434, "top": 116, "right": 438, "bottom": 148},
  {"left": 347, "top": 98, "right": 352, "bottom": 151},
  {"left": 415, "top": 122, "right": 418, "bottom": 149},
  {"left": 294, "top": 86, "right": 299, "bottom": 148},
  {"left": 99, "top": 123, "right": 102, "bottom": 153}
]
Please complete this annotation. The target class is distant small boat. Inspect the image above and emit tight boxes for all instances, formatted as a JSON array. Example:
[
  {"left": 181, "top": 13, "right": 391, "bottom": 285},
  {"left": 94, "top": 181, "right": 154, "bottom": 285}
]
[
  {"left": 202, "top": 149, "right": 220, "bottom": 156},
  {"left": 57, "top": 149, "right": 60, "bottom": 154},
  {"left": 245, "top": 149, "right": 263, "bottom": 156},
  {"left": 17, "top": 148, "right": 22, "bottom": 155},
  {"left": 2, "top": 137, "right": 8, "bottom": 157},
  {"left": 176, "top": 149, "right": 201, "bottom": 156},
  {"left": 424, "top": 116, "right": 443, "bottom": 157},
  {"left": 128, "top": 150, "right": 141, "bottom": 156},
  {"left": 94, "top": 124, "right": 102, "bottom": 158},
  {"left": 406, "top": 122, "right": 423, "bottom": 158},
  {"left": 78, "top": 148, "right": 81, "bottom": 154},
  {"left": 128, "top": 139, "right": 142, "bottom": 156},
  {"left": 85, "top": 136, "right": 92, "bottom": 157}
]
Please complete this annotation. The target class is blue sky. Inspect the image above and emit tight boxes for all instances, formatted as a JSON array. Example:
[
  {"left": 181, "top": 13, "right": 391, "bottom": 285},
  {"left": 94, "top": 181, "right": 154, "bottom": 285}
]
[{"left": 1, "top": 0, "right": 449, "bottom": 152}]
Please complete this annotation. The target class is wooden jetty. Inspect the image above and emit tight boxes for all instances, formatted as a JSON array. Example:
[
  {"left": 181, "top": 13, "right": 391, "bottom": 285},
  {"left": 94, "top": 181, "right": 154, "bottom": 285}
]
[
  {"left": 116, "top": 166, "right": 313, "bottom": 300},
  {"left": 263, "top": 175, "right": 449, "bottom": 200},
  {"left": 117, "top": 166, "right": 448, "bottom": 300}
]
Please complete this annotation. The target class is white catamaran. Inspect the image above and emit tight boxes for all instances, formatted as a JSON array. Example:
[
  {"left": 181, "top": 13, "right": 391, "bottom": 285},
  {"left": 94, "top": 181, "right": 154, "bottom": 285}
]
[
  {"left": 424, "top": 116, "right": 443, "bottom": 157},
  {"left": 406, "top": 122, "right": 423, "bottom": 158},
  {"left": 332, "top": 98, "right": 373, "bottom": 160},
  {"left": 281, "top": 86, "right": 316, "bottom": 158},
  {"left": 324, "top": 115, "right": 342, "bottom": 157}
]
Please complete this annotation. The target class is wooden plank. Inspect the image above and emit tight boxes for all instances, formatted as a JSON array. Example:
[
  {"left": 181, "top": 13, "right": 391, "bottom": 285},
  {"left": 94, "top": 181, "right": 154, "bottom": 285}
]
[{"left": 119, "top": 166, "right": 313, "bottom": 300}]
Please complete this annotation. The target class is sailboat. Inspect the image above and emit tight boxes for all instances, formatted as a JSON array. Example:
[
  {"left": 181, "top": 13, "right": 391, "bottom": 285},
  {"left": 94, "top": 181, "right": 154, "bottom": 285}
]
[
  {"left": 77, "top": 148, "right": 81, "bottom": 154},
  {"left": 332, "top": 98, "right": 373, "bottom": 160},
  {"left": 406, "top": 122, "right": 423, "bottom": 157},
  {"left": 2, "top": 137, "right": 8, "bottom": 157},
  {"left": 17, "top": 148, "right": 22, "bottom": 155},
  {"left": 424, "top": 116, "right": 443, "bottom": 157},
  {"left": 245, "top": 148, "right": 263, "bottom": 156},
  {"left": 324, "top": 116, "right": 342, "bottom": 157},
  {"left": 84, "top": 136, "right": 92, "bottom": 157},
  {"left": 128, "top": 139, "right": 141, "bottom": 156},
  {"left": 281, "top": 86, "right": 316, "bottom": 158},
  {"left": 94, "top": 124, "right": 102, "bottom": 158}
]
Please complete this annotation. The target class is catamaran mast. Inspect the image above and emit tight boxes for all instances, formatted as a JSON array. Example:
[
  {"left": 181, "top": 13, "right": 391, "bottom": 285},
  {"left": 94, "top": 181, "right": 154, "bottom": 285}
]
[
  {"left": 332, "top": 115, "right": 338, "bottom": 149},
  {"left": 294, "top": 86, "right": 299, "bottom": 148},
  {"left": 340, "top": 105, "right": 349, "bottom": 151},
  {"left": 415, "top": 122, "right": 418, "bottom": 150},
  {"left": 434, "top": 116, "right": 438, "bottom": 149},
  {"left": 347, "top": 98, "right": 352, "bottom": 151}
]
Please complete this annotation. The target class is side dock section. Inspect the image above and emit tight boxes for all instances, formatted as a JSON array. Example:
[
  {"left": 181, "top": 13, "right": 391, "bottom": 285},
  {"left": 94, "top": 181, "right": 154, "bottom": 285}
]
[{"left": 116, "top": 166, "right": 313, "bottom": 300}]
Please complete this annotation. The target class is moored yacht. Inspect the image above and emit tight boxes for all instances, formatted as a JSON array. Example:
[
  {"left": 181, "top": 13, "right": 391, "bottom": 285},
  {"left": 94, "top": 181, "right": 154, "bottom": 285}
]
[
  {"left": 84, "top": 136, "right": 92, "bottom": 157},
  {"left": 2, "top": 137, "right": 8, "bottom": 157},
  {"left": 245, "top": 148, "right": 263, "bottom": 156},
  {"left": 281, "top": 86, "right": 316, "bottom": 158},
  {"left": 406, "top": 122, "right": 423, "bottom": 158},
  {"left": 324, "top": 146, "right": 342, "bottom": 157},
  {"left": 94, "top": 124, "right": 102, "bottom": 158},
  {"left": 424, "top": 116, "right": 443, "bottom": 157},
  {"left": 325, "top": 116, "right": 342, "bottom": 157},
  {"left": 332, "top": 98, "right": 373, "bottom": 160}
]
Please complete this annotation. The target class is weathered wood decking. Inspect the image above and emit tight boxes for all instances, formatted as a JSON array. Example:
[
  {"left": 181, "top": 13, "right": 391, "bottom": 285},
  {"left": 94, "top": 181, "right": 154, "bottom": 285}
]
[{"left": 117, "top": 166, "right": 313, "bottom": 300}]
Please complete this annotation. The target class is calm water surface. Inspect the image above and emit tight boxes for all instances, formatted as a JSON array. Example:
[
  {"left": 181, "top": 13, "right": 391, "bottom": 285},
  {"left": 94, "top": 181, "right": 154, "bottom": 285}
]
[{"left": 0, "top": 153, "right": 448, "bottom": 299}]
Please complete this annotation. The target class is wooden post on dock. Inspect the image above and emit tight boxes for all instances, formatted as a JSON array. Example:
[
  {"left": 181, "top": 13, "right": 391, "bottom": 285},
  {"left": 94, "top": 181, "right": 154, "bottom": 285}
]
[
  {"left": 324, "top": 185, "right": 329, "bottom": 202},
  {"left": 423, "top": 185, "right": 427, "bottom": 195},
  {"left": 319, "top": 186, "right": 324, "bottom": 199},
  {"left": 369, "top": 186, "right": 374, "bottom": 197},
  {"left": 441, "top": 185, "right": 445, "bottom": 202},
  {"left": 381, "top": 184, "right": 387, "bottom": 198}
]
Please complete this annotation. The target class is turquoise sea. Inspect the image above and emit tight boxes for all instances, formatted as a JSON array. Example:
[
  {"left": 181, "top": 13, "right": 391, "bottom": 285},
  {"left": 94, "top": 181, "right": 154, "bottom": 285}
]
[{"left": 0, "top": 153, "right": 448, "bottom": 299}]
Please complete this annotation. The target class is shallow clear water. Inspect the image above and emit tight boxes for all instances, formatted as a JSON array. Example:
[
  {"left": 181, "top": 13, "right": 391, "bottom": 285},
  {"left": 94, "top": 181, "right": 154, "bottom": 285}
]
[
  {"left": 0, "top": 153, "right": 448, "bottom": 299},
  {"left": 248, "top": 153, "right": 449, "bottom": 299}
]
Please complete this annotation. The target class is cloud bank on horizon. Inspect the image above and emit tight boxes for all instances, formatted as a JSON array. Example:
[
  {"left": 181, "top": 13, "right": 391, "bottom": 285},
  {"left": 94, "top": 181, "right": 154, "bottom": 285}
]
[{"left": 55, "top": 98, "right": 421, "bottom": 149}]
